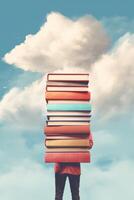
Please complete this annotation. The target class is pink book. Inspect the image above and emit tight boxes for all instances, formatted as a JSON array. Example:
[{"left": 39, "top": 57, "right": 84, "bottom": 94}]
[{"left": 45, "top": 152, "right": 90, "bottom": 163}]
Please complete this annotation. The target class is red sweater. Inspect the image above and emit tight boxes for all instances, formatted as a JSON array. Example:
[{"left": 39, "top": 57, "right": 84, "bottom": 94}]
[
  {"left": 54, "top": 133, "right": 93, "bottom": 175},
  {"left": 54, "top": 162, "right": 81, "bottom": 175}
]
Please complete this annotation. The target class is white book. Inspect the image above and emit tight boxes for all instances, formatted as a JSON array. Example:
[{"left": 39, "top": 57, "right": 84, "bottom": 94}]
[
  {"left": 47, "top": 121, "right": 90, "bottom": 126},
  {"left": 46, "top": 86, "right": 88, "bottom": 92},
  {"left": 48, "top": 100, "right": 90, "bottom": 104},
  {"left": 47, "top": 111, "right": 91, "bottom": 116},
  {"left": 48, "top": 116, "right": 91, "bottom": 121},
  {"left": 47, "top": 74, "right": 89, "bottom": 81}
]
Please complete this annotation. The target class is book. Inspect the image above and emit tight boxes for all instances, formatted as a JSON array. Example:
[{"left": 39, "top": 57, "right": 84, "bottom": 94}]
[
  {"left": 46, "top": 111, "right": 91, "bottom": 116},
  {"left": 44, "top": 125, "right": 90, "bottom": 135},
  {"left": 47, "top": 103, "right": 91, "bottom": 111},
  {"left": 47, "top": 100, "right": 90, "bottom": 104},
  {"left": 45, "top": 92, "right": 90, "bottom": 100},
  {"left": 47, "top": 73, "right": 89, "bottom": 82},
  {"left": 45, "top": 138, "right": 90, "bottom": 147},
  {"left": 46, "top": 86, "right": 88, "bottom": 92},
  {"left": 44, "top": 73, "right": 92, "bottom": 164},
  {"left": 45, "top": 147, "right": 90, "bottom": 152},
  {"left": 45, "top": 152, "right": 90, "bottom": 163},
  {"left": 47, "top": 81, "right": 88, "bottom": 87},
  {"left": 47, "top": 116, "right": 91, "bottom": 121},
  {"left": 47, "top": 121, "right": 90, "bottom": 126},
  {"left": 46, "top": 135, "right": 88, "bottom": 140}
]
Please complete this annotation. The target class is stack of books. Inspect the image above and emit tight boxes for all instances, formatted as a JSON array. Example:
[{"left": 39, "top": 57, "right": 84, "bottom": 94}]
[{"left": 44, "top": 73, "right": 92, "bottom": 163}]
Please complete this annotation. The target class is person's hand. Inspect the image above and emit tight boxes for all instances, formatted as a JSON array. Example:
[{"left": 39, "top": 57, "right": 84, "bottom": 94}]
[
  {"left": 89, "top": 140, "right": 93, "bottom": 149},
  {"left": 88, "top": 133, "right": 94, "bottom": 149},
  {"left": 54, "top": 163, "right": 62, "bottom": 173}
]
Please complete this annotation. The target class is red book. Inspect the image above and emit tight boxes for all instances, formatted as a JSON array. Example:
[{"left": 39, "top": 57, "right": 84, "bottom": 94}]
[
  {"left": 45, "top": 91, "right": 90, "bottom": 100},
  {"left": 44, "top": 125, "right": 90, "bottom": 135},
  {"left": 44, "top": 152, "right": 90, "bottom": 163}
]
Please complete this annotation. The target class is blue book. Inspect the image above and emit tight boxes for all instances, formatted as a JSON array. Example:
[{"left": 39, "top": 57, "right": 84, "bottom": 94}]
[{"left": 47, "top": 103, "right": 91, "bottom": 111}]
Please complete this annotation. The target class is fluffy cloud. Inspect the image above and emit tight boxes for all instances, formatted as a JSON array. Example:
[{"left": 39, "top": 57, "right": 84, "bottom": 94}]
[
  {"left": 92, "top": 128, "right": 134, "bottom": 166},
  {"left": 0, "top": 158, "right": 134, "bottom": 200},
  {"left": 91, "top": 33, "right": 134, "bottom": 119},
  {"left": 0, "top": 77, "right": 46, "bottom": 129},
  {"left": 81, "top": 160, "right": 134, "bottom": 200},
  {"left": 3, "top": 12, "right": 109, "bottom": 72},
  {"left": 0, "top": 161, "right": 55, "bottom": 200}
]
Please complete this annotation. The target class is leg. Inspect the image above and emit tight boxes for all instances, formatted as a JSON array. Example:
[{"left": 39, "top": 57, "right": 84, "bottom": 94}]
[
  {"left": 55, "top": 173, "right": 67, "bottom": 200},
  {"left": 68, "top": 174, "right": 80, "bottom": 200}
]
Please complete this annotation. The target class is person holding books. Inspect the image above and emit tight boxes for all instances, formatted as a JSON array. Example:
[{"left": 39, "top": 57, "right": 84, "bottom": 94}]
[
  {"left": 44, "top": 73, "right": 93, "bottom": 199},
  {"left": 54, "top": 133, "right": 93, "bottom": 200}
]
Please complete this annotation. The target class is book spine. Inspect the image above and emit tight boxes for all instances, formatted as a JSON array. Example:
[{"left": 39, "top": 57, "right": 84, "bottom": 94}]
[
  {"left": 45, "top": 152, "right": 90, "bottom": 163},
  {"left": 47, "top": 103, "right": 91, "bottom": 111},
  {"left": 45, "top": 91, "right": 91, "bottom": 100},
  {"left": 44, "top": 125, "right": 90, "bottom": 135}
]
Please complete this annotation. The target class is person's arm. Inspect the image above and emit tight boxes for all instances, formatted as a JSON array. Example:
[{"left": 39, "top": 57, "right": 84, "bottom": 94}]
[{"left": 89, "top": 133, "right": 93, "bottom": 149}]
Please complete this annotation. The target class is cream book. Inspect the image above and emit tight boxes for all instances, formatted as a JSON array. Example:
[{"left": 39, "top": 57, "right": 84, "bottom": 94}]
[
  {"left": 47, "top": 73, "right": 89, "bottom": 82},
  {"left": 47, "top": 121, "right": 90, "bottom": 126},
  {"left": 48, "top": 116, "right": 91, "bottom": 121},
  {"left": 47, "top": 111, "right": 91, "bottom": 116},
  {"left": 46, "top": 86, "right": 88, "bottom": 92},
  {"left": 47, "top": 100, "right": 90, "bottom": 104}
]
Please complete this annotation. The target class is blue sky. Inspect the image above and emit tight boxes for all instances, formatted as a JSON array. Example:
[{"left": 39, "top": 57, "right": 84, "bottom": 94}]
[{"left": 0, "top": 1, "right": 134, "bottom": 200}]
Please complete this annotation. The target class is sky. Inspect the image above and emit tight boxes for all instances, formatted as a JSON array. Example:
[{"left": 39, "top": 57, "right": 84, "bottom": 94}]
[{"left": 0, "top": 1, "right": 134, "bottom": 200}]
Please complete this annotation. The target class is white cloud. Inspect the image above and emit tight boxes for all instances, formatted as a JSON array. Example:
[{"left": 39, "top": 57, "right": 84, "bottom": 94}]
[
  {"left": 91, "top": 33, "right": 134, "bottom": 119},
  {"left": 91, "top": 128, "right": 134, "bottom": 166},
  {"left": 0, "top": 77, "right": 46, "bottom": 129},
  {"left": 0, "top": 128, "right": 44, "bottom": 173},
  {"left": 0, "top": 161, "right": 55, "bottom": 200},
  {"left": 81, "top": 160, "right": 134, "bottom": 200},
  {"left": 0, "top": 158, "right": 134, "bottom": 200},
  {"left": 3, "top": 12, "right": 109, "bottom": 72},
  {"left": 92, "top": 130, "right": 118, "bottom": 162}
]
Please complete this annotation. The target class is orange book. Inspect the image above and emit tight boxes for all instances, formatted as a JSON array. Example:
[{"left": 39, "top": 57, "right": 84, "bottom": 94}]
[
  {"left": 45, "top": 91, "right": 90, "bottom": 100},
  {"left": 44, "top": 125, "right": 90, "bottom": 135}
]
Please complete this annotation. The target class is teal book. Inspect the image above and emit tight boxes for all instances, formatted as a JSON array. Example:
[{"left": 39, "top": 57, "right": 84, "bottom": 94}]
[{"left": 47, "top": 103, "right": 91, "bottom": 111}]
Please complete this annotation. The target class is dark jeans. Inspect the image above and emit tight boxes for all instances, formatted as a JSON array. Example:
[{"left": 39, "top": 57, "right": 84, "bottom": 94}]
[{"left": 55, "top": 173, "right": 80, "bottom": 200}]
